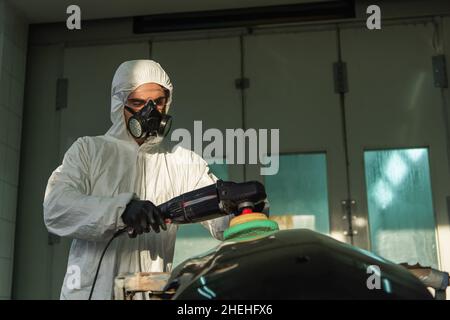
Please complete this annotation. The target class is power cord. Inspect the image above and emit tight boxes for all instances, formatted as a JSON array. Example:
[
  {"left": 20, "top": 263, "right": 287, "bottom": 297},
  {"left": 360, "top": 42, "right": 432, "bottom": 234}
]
[{"left": 88, "top": 228, "right": 127, "bottom": 300}]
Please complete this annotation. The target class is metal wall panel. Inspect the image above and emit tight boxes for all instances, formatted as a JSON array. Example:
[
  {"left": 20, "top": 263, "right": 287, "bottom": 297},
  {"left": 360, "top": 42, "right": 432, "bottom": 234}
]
[
  {"left": 244, "top": 31, "right": 350, "bottom": 242},
  {"left": 342, "top": 23, "right": 450, "bottom": 270}
]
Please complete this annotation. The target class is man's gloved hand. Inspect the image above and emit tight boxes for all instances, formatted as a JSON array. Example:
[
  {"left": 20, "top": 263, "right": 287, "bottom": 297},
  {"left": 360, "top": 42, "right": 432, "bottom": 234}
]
[{"left": 121, "top": 200, "right": 167, "bottom": 238}]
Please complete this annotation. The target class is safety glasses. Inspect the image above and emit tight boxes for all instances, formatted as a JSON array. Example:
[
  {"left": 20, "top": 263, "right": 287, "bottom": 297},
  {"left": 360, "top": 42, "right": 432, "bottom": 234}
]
[{"left": 126, "top": 96, "right": 168, "bottom": 110}]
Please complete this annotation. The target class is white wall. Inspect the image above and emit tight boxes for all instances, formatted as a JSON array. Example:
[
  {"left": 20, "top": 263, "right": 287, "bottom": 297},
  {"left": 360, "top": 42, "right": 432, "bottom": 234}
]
[{"left": 0, "top": 0, "right": 28, "bottom": 300}]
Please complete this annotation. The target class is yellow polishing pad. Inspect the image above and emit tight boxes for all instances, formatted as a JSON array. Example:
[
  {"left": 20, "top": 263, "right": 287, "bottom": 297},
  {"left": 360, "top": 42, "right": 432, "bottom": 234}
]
[{"left": 229, "top": 213, "right": 268, "bottom": 227}]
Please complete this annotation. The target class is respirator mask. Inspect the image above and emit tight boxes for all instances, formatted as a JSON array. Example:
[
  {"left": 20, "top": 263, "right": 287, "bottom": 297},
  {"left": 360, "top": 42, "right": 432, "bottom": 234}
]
[{"left": 124, "top": 99, "right": 172, "bottom": 140}]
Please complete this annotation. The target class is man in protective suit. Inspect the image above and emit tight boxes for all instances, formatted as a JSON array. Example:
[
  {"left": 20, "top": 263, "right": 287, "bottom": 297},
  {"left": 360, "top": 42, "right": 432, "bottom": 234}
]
[{"left": 43, "top": 60, "right": 230, "bottom": 300}]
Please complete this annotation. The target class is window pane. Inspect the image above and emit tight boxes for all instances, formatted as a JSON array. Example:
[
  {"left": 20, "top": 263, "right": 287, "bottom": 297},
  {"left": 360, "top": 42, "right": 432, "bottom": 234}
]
[
  {"left": 264, "top": 153, "right": 330, "bottom": 234},
  {"left": 364, "top": 148, "right": 438, "bottom": 268},
  {"left": 209, "top": 163, "right": 229, "bottom": 180},
  {"left": 173, "top": 163, "right": 228, "bottom": 267},
  {"left": 173, "top": 223, "right": 221, "bottom": 267}
]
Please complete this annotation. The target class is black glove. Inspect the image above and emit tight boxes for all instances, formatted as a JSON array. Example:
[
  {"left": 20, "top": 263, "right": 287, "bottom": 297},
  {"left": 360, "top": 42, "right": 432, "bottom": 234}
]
[{"left": 121, "top": 200, "right": 167, "bottom": 238}]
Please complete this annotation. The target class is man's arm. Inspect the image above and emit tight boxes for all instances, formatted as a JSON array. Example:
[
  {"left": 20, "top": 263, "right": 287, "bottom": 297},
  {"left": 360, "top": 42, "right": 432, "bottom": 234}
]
[{"left": 43, "top": 137, "right": 135, "bottom": 242}]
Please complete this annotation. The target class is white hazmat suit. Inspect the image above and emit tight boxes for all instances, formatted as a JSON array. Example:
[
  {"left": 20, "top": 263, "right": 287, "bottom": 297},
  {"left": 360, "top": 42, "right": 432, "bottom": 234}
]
[{"left": 43, "top": 60, "right": 230, "bottom": 300}]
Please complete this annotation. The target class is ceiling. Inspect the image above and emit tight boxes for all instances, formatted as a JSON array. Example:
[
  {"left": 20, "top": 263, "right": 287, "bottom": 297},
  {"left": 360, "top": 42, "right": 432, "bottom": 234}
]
[{"left": 9, "top": 0, "right": 330, "bottom": 24}]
